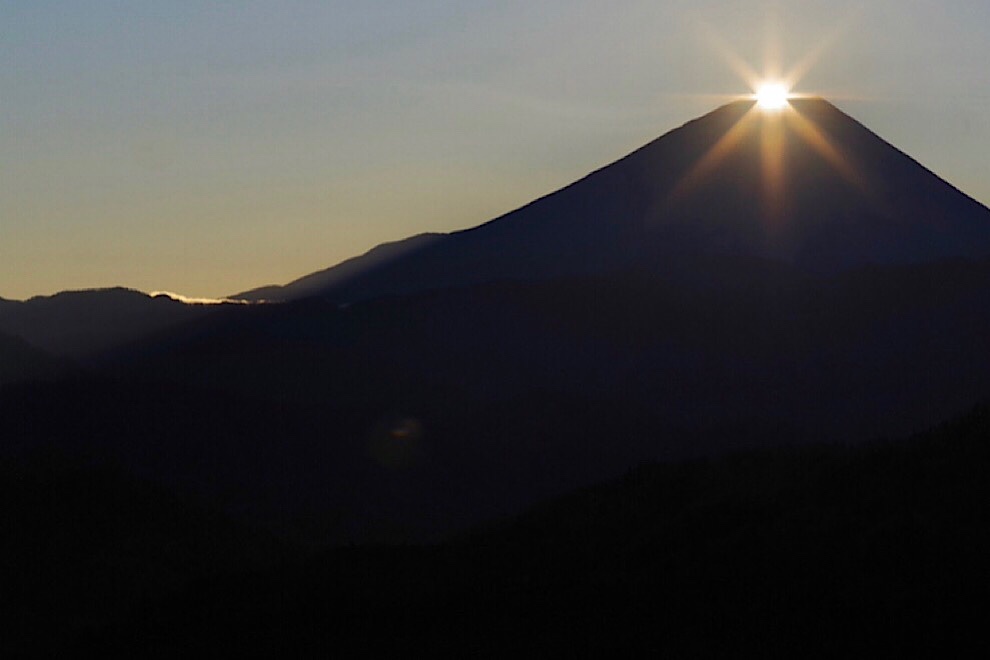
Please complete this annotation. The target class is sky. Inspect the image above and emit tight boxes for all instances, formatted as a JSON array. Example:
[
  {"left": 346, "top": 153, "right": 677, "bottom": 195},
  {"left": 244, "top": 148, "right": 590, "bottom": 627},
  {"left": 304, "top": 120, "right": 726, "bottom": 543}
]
[{"left": 3, "top": 1, "right": 990, "bottom": 300}]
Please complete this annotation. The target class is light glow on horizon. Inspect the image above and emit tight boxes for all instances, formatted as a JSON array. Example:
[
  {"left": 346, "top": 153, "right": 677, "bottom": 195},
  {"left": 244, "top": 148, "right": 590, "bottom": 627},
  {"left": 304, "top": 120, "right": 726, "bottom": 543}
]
[{"left": 149, "top": 291, "right": 252, "bottom": 305}]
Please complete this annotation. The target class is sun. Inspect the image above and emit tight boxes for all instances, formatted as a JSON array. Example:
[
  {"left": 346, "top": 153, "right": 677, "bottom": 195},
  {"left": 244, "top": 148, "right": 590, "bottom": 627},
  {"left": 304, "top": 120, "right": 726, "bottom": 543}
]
[{"left": 755, "top": 83, "right": 790, "bottom": 110}]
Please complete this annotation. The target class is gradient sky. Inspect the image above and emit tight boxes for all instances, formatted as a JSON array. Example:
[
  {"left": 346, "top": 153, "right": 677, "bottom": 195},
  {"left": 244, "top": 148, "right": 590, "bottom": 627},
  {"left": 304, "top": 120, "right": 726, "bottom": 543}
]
[{"left": 3, "top": 1, "right": 989, "bottom": 300}]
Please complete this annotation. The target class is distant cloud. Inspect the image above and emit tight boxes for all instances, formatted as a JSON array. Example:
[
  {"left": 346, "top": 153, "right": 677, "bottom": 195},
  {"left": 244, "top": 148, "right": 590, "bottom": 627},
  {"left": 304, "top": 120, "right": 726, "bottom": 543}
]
[{"left": 149, "top": 291, "right": 250, "bottom": 305}]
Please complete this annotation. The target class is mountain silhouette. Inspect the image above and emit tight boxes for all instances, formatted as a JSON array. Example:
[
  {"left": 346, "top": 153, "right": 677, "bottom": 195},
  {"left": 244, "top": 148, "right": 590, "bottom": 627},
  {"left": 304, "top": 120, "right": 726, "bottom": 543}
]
[
  {"left": 0, "top": 287, "right": 210, "bottom": 361},
  {"left": 235, "top": 99, "right": 990, "bottom": 302}
]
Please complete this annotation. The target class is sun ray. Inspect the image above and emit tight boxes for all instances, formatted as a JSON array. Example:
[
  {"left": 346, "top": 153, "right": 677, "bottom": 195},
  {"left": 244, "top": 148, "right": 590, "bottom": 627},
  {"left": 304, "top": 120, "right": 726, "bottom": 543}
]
[
  {"left": 760, "top": 112, "right": 787, "bottom": 225},
  {"left": 667, "top": 105, "right": 759, "bottom": 203},
  {"left": 781, "top": 10, "right": 862, "bottom": 90},
  {"left": 700, "top": 26, "right": 764, "bottom": 91},
  {"left": 762, "top": 11, "right": 784, "bottom": 82},
  {"left": 784, "top": 107, "right": 866, "bottom": 193},
  {"left": 705, "top": 9, "right": 868, "bottom": 107}
]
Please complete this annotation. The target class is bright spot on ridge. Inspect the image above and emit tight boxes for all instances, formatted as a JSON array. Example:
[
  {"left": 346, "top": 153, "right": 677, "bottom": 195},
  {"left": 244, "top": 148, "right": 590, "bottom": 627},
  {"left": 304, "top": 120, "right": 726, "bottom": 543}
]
[{"left": 756, "top": 83, "right": 790, "bottom": 110}]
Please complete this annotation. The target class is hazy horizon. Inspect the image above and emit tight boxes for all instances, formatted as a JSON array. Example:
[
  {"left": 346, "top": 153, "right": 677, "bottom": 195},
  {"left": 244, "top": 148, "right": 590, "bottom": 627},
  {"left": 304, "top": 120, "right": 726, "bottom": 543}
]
[{"left": 4, "top": 1, "right": 990, "bottom": 301}]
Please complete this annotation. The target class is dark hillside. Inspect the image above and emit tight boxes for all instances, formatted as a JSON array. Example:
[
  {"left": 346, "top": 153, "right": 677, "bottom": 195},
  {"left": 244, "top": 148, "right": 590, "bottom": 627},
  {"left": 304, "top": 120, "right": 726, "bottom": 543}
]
[
  {"left": 2, "top": 456, "right": 291, "bottom": 658},
  {"left": 0, "top": 288, "right": 211, "bottom": 361},
  {"left": 74, "top": 405, "right": 990, "bottom": 656},
  {"left": 0, "top": 331, "right": 72, "bottom": 385}
]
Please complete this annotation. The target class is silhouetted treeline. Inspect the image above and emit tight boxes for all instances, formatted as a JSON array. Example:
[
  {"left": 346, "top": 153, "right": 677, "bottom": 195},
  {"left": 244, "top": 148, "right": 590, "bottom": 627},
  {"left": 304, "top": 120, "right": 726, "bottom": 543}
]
[
  {"left": 1, "top": 454, "right": 292, "bottom": 658},
  {"left": 62, "top": 404, "right": 990, "bottom": 657}
]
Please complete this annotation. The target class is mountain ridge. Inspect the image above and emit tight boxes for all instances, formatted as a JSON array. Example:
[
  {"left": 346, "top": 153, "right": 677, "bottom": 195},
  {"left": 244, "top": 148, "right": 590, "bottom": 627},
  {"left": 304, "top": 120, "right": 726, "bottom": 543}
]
[{"left": 0, "top": 287, "right": 210, "bottom": 361}]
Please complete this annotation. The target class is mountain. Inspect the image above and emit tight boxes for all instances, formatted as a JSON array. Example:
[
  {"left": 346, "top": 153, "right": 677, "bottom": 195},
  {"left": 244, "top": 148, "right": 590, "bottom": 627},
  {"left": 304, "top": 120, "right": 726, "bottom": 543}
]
[
  {"left": 0, "top": 287, "right": 212, "bottom": 361},
  {"left": 234, "top": 99, "right": 990, "bottom": 302}
]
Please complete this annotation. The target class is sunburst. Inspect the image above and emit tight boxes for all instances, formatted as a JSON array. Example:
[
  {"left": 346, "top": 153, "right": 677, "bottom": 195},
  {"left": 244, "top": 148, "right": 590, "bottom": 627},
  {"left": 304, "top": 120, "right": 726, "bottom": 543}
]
[{"left": 667, "top": 23, "right": 865, "bottom": 218}]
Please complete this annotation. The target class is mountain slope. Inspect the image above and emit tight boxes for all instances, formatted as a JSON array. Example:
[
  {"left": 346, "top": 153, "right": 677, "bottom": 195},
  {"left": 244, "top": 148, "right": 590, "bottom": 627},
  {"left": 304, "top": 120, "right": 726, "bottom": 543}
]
[
  {"left": 0, "top": 331, "right": 73, "bottom": 385},
  {"left": 235, "top": 99, "right": 990, "bottom": 302}
]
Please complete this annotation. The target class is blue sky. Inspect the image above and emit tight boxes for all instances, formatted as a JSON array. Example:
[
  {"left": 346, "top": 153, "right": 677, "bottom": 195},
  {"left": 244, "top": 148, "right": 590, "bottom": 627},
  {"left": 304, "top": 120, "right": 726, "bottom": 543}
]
[{"left": 3, "top": 1, "right": 989, "bottom": 298}]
